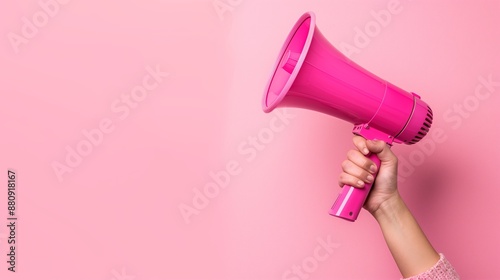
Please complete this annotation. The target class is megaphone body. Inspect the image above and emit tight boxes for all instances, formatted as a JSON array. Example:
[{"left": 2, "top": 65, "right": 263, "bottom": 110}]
[{"left": 262, "top": 12, "right": 433, "bottom": 221}]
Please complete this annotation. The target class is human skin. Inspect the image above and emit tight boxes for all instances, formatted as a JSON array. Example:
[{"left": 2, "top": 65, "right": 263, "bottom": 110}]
[{"left": 338, "top": 136, "right": 440, "bottom": 278}]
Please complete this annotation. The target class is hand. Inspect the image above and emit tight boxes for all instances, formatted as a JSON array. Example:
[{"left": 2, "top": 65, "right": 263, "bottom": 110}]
[
  {"left": 338, "top": 137, "right": 446, "bottom": 278},
  {"left": 338, "top": 136, "right": 400, "bottom": 215}
]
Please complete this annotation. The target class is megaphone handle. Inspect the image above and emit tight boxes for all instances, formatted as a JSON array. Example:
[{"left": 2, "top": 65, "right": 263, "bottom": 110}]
[{"left": 329, "top": 153, "right": 381, "bottom": 221}]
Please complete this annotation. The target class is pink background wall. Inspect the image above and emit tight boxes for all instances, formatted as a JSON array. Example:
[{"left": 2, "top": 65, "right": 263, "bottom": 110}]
[{"left": 1, "top": 0, "right": 499, "bottom": 279}]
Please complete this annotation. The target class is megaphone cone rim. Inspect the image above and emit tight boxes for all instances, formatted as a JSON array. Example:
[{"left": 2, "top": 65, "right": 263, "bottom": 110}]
[{"left": 262, "top": 12, "right": 316, "bottom": 113}]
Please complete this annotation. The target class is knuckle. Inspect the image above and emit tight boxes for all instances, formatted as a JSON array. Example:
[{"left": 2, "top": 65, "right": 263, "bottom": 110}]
[
  {"left": 341, "top": 160, "right": 350, "bottom": 170},
  {"left": 338, "top": 173, "right": 347, "bottom": 185},
  {"left": 346, "top": 149, "right": 356, "bottom": 159}
]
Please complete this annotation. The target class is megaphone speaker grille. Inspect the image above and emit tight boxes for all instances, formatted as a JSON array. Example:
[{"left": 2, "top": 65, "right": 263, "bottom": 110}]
[{"left": 262, "top": 11, "right": 434, "bottom": 221}]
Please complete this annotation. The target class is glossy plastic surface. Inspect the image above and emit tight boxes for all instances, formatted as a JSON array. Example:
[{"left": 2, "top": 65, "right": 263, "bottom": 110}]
[
  {"left": 329, "top": 152, "right": 381, "bottom": 221},
  {"left": 262, "top": 12, "right": 432, "bottom": 144},
  {"left": 262, "top": 12, "right": 433, "bottom": 222}
]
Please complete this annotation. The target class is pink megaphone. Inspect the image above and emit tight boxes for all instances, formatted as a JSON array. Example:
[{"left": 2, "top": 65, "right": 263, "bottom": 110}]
[{"left": 262, "top": 12, "right": 433, "bottom": 221}]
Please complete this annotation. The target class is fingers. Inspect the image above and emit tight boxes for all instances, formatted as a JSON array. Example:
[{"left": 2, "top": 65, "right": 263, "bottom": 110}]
[
  {"left": 339, "top": 172, "right": 367, "bottom": 188},
  {"left": 366, "top": 140, "right": 398, "bottom": 166},
  {"left": 352, "top": 136, "right": 398, "bottom": 166},
  {"left": 341, "top": 135, "right": 398, "bottom": 189},
  {"left": 353, "top": 136, "right": 370, "bottom": 155},
  {"left": 346, "top": 149, "right": 377, "bottom": 173},
  {"left": 338, "top": 150, "right": 377, "bottom": 188}
]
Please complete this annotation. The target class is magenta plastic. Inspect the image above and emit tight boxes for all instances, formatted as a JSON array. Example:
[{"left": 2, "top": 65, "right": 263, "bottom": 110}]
[{"left": 262, "top": 12, "right": 433, "bottom": 221}]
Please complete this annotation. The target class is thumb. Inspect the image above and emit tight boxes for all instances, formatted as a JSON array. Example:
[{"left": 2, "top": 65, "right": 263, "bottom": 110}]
[{"left": 366, "top": 140, "right": 397, "bottom": 166}]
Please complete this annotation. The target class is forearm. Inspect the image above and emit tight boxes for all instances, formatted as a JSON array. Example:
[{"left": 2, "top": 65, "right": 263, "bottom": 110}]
[{"left": 373, "top": 193, "right": 440, "bottom": 278}]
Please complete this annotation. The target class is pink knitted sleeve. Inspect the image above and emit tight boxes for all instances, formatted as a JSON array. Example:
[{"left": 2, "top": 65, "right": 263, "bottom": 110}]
[{"left": 402, "top": 254, "right": 459, "bottom": 280}]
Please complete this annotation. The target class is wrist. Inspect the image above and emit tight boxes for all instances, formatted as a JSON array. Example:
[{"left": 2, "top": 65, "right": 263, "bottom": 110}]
[
  {"left": 371, "top": 191, "right": 440, "bottom": 277},
  {"left": 372, "top": 192, "right": 406, "bottom": 222}
]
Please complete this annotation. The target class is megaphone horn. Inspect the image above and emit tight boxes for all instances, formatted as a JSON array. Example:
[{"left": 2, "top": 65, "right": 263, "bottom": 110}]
[{"left": 262, "top": 12, "right": 433, "bottom": 222}]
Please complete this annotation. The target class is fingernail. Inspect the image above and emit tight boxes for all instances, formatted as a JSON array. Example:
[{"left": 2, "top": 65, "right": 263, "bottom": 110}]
[
  {"left": 366, "top": 175, "right": 374, "bottom": 182},
  {"left": 357, "top": 180, "right": 364, "bottom": 187},
  {"left": 363, "top": 148, "right": 369, "bottom": 155},
  {"left": 370, "top": 165, "right": 377, "bottom": 173}
]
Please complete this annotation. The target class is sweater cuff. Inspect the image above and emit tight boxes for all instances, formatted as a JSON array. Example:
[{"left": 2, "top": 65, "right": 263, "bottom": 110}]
[{"left": 401, "top": 253, "right": 459, "bottom": 280}]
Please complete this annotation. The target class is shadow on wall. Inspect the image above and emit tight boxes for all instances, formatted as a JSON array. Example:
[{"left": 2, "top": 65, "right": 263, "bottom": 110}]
[{"left": 401, "top": 158, "right": 456, "bottom": 220}]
